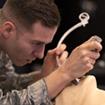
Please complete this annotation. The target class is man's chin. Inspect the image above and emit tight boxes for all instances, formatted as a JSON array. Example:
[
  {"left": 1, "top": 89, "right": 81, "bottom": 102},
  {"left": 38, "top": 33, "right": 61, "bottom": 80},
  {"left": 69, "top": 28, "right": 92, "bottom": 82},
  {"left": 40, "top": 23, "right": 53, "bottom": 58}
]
[
  {"left": 14, "top": 59, "right": 34, "bottom": 67},
  {"left": 14, "top": 61, "right": 27, "bottom": 67}
]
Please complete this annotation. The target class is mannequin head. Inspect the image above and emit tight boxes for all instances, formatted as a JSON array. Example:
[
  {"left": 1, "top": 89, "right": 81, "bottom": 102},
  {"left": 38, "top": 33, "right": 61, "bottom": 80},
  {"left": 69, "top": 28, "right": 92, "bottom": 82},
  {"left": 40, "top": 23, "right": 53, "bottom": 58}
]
[{"left": 55, "top": 75, "right": 105, "bottom": 105}]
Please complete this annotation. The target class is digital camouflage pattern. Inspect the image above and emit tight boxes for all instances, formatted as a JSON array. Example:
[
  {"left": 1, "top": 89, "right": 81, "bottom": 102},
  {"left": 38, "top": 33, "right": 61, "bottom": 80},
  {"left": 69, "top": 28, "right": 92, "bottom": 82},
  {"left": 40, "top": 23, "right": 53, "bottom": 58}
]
[{"left": 0, "top": 51, "right": 53, "bottom": 105}]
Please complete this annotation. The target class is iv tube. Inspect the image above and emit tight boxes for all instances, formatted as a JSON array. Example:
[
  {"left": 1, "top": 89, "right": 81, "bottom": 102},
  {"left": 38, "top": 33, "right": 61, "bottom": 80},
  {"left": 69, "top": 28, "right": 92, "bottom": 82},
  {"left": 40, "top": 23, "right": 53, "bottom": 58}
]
[
  {"left": 56, "top": 12, "right": 90, "bottom": 66},
  {"left": 56, "top": 12, "right": 90, "bottom": 84}
]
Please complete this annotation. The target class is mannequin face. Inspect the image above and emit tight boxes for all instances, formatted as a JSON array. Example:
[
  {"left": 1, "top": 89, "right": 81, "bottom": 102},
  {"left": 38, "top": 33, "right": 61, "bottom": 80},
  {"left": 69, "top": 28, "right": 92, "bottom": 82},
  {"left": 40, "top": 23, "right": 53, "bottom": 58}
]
[{"left": 55, "top": 75, "right": 105, "bottom": 105}]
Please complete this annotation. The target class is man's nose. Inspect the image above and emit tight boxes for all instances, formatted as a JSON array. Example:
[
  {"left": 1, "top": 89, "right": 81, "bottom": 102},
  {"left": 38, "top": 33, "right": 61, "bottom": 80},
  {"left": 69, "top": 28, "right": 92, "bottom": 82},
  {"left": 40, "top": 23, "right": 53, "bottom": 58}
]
[{"left": 36, "top": 44, "right": 45, "bottom": 59}]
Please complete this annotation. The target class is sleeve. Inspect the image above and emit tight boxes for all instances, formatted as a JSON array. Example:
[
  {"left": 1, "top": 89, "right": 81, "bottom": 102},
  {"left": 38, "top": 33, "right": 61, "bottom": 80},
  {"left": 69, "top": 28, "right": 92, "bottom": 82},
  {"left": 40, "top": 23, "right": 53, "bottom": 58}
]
[{"left": 0, "top": 79, "right": 53, "bottom": 105}]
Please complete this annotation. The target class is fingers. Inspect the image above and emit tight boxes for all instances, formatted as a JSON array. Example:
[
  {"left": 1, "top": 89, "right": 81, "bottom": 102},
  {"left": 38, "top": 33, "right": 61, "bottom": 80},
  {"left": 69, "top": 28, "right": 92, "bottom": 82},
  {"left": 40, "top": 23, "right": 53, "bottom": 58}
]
[
  {"left": 47, "top": 44, "right": 67, "bottom": 56},
  {"left": 81, "top": 41, "right": 102, "bottom": 52},
  {"left": 89, "top": 51, "right": 100, "bottom": 60},
  {"left": 55, "top": 44, "right": 67, "bottom": 55},
  {"left": 59, "top": 51, "right": 68, "bottom": 64},
  {"left": 78, "top": 47, "right": 101, "bottom": 72},
  {"left": 88, "top": 35, "right": 102, "bottom": 43},
  {"left": 64, "top": 36, "right": 102, "bottom": 79},
  {"left": 82, "top": 36, "right": 103, "bottom": 52},
  {"left": 80, "top": 49, "right": 100, "bottom": 60},
  {"left": 44, "top": 43, "right": 68, "bottom": 67},
  {"left": 82, "top": 56, "right": 96, "bottom": 69}
]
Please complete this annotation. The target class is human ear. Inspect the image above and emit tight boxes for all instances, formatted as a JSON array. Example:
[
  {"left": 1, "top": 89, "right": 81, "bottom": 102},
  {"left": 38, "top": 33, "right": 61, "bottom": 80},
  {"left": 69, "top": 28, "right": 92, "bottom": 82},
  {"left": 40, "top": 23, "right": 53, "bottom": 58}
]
[{"left": 1, "top": 21, "right": 16, "bottom": 39}]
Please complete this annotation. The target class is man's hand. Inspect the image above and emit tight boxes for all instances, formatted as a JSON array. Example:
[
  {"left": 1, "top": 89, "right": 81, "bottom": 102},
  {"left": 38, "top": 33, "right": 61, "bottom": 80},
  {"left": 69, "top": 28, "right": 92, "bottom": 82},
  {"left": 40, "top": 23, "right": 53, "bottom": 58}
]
[
  {"left": 60, "top": 36, "right": 103, "bottom": 80},
  {"left": 44, "top": 36, "right": 102, "bottom": 98},
  {"left": 42, "top": 44, "right": 68, "bottom": 77}
]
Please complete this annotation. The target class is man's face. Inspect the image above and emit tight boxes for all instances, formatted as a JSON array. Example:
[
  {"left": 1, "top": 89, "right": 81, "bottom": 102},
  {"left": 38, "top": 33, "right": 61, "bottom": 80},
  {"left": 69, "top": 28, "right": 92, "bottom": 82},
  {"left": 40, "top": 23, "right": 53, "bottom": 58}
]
[{"left": 7, "top": 22, "right": 57, "bottom": 66}]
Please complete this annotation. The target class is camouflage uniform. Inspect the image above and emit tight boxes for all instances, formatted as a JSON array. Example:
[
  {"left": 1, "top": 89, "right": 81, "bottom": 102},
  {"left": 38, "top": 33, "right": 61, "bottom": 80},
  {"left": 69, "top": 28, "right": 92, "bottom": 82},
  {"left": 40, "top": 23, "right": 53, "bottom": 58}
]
[{"left": 0, "top": 51, "right": 53, "bottom": 105}]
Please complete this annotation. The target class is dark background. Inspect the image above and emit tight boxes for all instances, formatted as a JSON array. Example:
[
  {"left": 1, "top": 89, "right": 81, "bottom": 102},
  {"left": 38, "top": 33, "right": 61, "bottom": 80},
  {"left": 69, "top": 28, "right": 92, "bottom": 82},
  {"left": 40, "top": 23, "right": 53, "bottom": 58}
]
[{"left": 0, "top": 0, "right": 105, "bottom": 89}]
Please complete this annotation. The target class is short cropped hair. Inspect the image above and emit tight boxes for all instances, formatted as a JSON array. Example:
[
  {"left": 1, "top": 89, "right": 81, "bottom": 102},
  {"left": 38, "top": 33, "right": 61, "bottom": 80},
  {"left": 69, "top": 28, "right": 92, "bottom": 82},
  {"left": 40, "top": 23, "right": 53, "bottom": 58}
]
[{"left": 1, "top": 0, "right": 60, "bottom": 29}]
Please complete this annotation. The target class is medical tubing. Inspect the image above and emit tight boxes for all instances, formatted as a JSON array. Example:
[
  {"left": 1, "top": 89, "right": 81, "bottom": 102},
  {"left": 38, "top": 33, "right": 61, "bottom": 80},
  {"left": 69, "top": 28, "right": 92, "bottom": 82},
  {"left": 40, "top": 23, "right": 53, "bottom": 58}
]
[
  {"left": 56, "top": 12, "right": 90, "bottom": 84},
  {"left": 57, "top": 22, "right": 82, "bottom": 48},
  {"left": 56, "top": 12, "right": 90, "bottom": 66}
]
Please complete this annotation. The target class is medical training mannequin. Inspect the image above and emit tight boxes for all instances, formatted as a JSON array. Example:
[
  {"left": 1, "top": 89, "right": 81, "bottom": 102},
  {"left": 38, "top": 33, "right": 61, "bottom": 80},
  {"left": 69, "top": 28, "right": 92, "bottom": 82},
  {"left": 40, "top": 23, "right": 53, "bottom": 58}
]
[{"left": 55, "top": 75, "right": 105, "bottom": 105}]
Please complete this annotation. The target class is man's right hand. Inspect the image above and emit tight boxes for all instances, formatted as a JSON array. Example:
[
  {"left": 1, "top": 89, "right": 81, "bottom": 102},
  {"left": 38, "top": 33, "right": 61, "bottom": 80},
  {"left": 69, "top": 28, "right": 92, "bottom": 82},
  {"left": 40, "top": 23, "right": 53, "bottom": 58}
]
[
  {"left": 60, "top": 36, "right": 102, "bottom": 80},
  {"left": 44, "top": 36, "right": 102, "bottom": 99}
]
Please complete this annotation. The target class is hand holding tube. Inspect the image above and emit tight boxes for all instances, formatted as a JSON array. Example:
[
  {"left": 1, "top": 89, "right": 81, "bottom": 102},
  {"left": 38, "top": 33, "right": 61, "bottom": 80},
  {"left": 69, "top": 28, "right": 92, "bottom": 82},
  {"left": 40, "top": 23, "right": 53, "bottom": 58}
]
[
  {"left": 56, "top": 12, "right": 90, "bottom": 66},
  {"left": 56, "top": 12, "right": 90, "bottom": 84}
]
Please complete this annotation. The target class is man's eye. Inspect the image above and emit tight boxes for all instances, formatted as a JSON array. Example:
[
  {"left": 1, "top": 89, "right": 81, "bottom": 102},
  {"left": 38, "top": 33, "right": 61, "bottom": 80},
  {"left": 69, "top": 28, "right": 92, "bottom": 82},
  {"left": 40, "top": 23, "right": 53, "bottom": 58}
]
[{"left": 32, "top": 42, "right": 44, "bottom": 46}]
